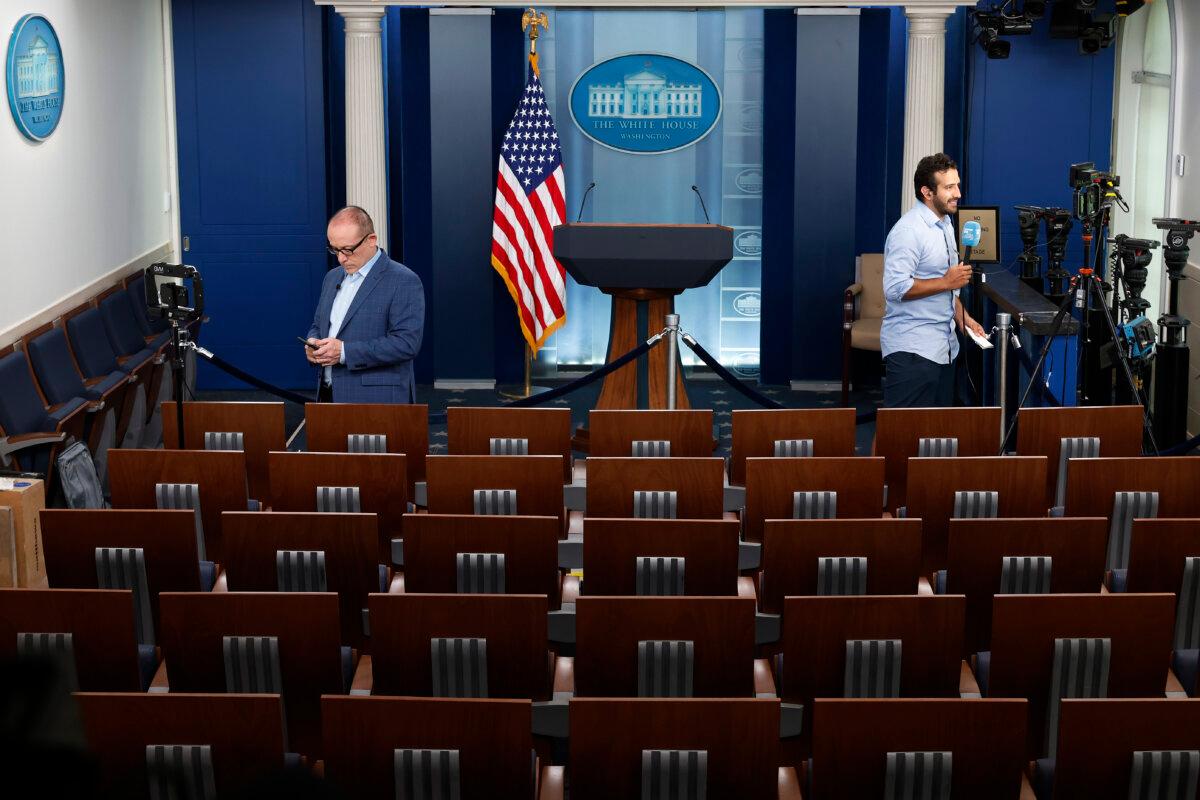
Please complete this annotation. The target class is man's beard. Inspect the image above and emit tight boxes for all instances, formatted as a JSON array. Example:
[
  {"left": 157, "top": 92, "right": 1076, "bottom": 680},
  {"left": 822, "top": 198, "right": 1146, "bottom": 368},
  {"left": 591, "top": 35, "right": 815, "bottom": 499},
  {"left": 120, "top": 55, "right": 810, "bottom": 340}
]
[{"left": 933, "top": 196, "right": 957, "bottom": 217}]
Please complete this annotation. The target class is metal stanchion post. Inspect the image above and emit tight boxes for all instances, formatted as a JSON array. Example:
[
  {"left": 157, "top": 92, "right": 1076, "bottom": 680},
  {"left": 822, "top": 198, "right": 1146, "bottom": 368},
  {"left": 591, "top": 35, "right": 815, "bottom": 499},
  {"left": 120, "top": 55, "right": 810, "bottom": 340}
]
[
  {"left": 995, "top": 312, "right": 1011, "bottom": 451},
  {"left": 665, "top": 314, "right": 680, "bottom": 410}
]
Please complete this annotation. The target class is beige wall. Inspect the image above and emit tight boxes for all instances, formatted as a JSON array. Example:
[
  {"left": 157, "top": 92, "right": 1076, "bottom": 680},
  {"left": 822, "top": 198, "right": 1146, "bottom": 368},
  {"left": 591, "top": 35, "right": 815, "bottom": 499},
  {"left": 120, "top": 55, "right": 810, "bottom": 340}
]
[
  {"left": 0, "top": 0, "right": 177, "bottom": 344},
  {"left": 1167, "top": 0, "right": 1198, "bottom": 436}
]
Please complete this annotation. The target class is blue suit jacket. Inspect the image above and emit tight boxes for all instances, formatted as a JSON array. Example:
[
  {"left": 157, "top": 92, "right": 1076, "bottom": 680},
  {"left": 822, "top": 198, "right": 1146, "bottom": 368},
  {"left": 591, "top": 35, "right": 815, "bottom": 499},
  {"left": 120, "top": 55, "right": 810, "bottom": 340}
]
[{"left": 307, "top": 250, "right": 425, "bottom": 403}]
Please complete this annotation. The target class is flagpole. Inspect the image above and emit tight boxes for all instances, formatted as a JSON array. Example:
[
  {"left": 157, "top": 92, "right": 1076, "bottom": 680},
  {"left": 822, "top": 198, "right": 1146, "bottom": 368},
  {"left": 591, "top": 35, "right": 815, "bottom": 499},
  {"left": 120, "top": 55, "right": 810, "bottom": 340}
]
[{"left": 500, "top": 7, "right": 551, "bottom": 401}]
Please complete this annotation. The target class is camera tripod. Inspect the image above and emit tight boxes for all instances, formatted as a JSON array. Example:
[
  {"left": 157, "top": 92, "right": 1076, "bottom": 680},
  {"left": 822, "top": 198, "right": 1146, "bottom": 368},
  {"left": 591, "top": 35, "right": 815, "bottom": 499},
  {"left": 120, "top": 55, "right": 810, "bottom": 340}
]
[{"left": 1001, "top": 265, "right": 1159, "bottom": 455}]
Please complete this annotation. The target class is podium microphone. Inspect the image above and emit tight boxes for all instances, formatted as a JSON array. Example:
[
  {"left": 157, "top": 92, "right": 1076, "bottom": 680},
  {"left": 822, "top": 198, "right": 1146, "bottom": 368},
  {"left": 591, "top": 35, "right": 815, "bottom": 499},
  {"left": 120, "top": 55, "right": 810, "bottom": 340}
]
[
  {"left": 576, "top": 181, "right": 596, "bottom": 223},
  {"left": 691, "top": 185, "right": 711, "bottom": 224},
  {"left": 961, "top": 220, "right": 982, "bottom": 270}
]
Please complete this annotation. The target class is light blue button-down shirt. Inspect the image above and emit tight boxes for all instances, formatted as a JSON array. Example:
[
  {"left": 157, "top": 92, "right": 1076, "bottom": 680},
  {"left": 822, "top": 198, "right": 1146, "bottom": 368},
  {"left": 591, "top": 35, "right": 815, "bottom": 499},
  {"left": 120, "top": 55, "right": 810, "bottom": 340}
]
[
  {"left": 324, "top": 247, "right": 382, "bottom": 383},
  {"left": 880, "top": 202, "right": 960, "bottom": 364}
]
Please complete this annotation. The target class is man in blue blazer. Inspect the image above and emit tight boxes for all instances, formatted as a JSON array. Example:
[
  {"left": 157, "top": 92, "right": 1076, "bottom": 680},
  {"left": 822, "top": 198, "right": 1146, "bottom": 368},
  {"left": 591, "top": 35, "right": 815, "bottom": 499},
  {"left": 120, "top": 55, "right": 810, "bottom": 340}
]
[{"left": 305, "top": 206, "right": 425, "bottom": 403}]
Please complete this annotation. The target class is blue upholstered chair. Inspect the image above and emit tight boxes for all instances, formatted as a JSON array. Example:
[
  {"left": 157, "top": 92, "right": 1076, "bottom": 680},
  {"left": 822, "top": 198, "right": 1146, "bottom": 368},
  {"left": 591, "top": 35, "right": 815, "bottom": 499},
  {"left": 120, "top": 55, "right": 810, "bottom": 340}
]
[
  {"left": 123, "top": 272, "right": 173, "bottom": 348},
  {"left": 65, "top": 302, "right": 165, "bottom": 448},
  {"left": 24, "top": 323, "right": 135, "bottom": 448},
  {"left": 0, "top": 345, "right": 91, "bottom": 484},
  {"left": 99, "top": 289, "right": 164, "bottom": 367},
  {"left": 66, "top": 305, "right": 149, "bottom": 377}
]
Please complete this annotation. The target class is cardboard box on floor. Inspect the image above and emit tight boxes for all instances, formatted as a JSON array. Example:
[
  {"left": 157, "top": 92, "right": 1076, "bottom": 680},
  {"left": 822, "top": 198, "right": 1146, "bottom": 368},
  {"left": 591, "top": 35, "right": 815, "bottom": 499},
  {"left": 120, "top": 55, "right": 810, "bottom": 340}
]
[
  {"left": 0, "top": 506, "right": 14, "bottom": 586},
  {"left": 0, "top": 478, "right": 46, "bottom": 587}
]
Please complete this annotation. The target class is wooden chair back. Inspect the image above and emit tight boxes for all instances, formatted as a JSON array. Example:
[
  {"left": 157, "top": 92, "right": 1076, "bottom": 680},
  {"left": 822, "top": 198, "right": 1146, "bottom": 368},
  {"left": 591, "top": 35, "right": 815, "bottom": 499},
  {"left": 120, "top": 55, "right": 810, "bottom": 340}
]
[
  {"left": 585, "top": 457, "right": 725, "bottom": 520},
  {"left": 744, "top": 457, "right": 885, "bottom": 542},
  {"left": 162, "top": 401, "right": 286, "bottom": 501},
  {"left": 569, "top": 698, "right": 781, "bottom": 800},
  {"left": 109, "top": 449, "right": 249, "bottom": 564},
  {"left": 905, "top": 456, "right": 1047, "bottom": 572},
  {"left": 303, "top": 402, "right": 428, "bottom": 492},
  {"left": 873, "top": 407, "right": 1002, "bottom": 512},
  {"left": 448, "top": 406, "right": 573, "bottom": 481},
  {"left": 730, "top": 409, "right": 857, "bottom": 485},
  {"left": 581, "top": 518, "right": 740, "bottom": 597},
  {"left": 759, "top": 518, "right": 922, "bottom": 613},
  {"left": 574, "top": 596, "right": 756, "bottom": 697},
  {"left": 588, "top": 409, "right": 713, "bottom": 457}
]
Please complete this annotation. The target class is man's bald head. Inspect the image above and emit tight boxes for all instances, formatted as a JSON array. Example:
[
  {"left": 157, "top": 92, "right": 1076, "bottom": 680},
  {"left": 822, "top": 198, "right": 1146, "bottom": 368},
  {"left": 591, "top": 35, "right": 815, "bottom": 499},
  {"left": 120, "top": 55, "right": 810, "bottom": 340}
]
[
  {"left": 327, "top": 206, "right": 379, "bottom": 273},
  {"left": 329, "top": 206, "right": 374, "bottom": 237}
]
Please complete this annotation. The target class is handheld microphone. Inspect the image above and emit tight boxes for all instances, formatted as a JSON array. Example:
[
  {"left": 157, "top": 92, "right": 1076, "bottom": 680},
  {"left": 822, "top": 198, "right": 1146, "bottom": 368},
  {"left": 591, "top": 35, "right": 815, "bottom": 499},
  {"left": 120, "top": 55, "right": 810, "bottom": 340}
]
[
  {"left": 576, "top": 182, "right": 596, "bottom": 222},
  {"left": 691, "top": 185, "right": 711, "bottom": 224},
  {"left": 961, "top": 220, "right": 982, "bottom": 266}
]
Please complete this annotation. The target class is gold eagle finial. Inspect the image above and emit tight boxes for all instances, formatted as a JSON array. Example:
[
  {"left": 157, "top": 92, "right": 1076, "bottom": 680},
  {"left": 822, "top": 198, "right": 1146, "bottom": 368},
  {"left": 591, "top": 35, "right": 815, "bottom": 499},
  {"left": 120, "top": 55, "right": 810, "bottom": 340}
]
[{"left": 521, "top": 8, "right": 549, "bottom": 55}]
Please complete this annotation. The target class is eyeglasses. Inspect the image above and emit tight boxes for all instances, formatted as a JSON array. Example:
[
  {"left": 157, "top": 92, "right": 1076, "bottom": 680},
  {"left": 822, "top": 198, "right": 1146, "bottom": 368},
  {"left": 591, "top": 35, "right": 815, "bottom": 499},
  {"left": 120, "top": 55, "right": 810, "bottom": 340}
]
[{"left": 327, "top": 232, "right": 371, "bottom": 257}]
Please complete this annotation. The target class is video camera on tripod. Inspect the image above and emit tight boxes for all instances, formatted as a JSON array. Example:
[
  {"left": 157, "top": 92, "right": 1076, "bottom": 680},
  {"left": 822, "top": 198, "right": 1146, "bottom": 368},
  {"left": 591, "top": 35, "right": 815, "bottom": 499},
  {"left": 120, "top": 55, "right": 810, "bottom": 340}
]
[
  {"left": 144, "top": 262, "right": 204, "bottom": 323},
  {"left": 1148, "top": 218, "right": 1199, "bottom": 446},
  {"left": 143, "top": 262, "right": 204, "bottom": 449},
  {"left": 1070, "top": 161, "right": 1128, "bottom": 223},
  {"left": 1105, "top": 234, "right": 1158, "bottom": 368},
  {"left": 1014, "top": 204, "right": 1072, "bottom": 297}
]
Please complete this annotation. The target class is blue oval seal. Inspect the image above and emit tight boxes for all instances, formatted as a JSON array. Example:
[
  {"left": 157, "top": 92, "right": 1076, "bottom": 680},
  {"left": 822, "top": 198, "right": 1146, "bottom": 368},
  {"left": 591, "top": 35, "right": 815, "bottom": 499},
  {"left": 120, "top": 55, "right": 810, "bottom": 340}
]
[
  {"left": 733, "top": 351, "right": 760, "bottom": 379},
  {"left": 733, "top": 291, "right": 761, "bottom": 318},
  {"left": 6, "top": 14, "right": 64, "bottom": 142},
  {"left": 569, "top": 53, "right": 721, "bottom": 155}
]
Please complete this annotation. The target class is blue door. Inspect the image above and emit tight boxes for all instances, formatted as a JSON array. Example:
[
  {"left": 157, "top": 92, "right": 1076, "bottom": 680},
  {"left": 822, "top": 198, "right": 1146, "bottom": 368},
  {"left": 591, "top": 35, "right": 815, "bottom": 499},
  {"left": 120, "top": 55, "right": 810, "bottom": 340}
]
[{"left": 173, "top": 0, "right": 328, "bottom": 390}]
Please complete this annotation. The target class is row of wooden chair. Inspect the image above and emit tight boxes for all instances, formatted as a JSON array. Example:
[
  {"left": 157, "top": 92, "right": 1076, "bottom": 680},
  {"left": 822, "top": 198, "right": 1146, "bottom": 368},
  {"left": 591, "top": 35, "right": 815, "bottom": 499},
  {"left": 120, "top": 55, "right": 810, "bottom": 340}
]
[
  {"left": 160, "top": 401, "right": 1147, "bottom": 505},
  {"left": 14, "top": 401, "right": 1187, "bottom": 799},
  {"left": 67, "top": 690, "right": 1200, "bottom": 799},
  {"left": 104, "top": 444, "right": 1200, "bottom": 573},
  {"left": 37, "top": 507, "right": 1200, "bottom": 648},
  {"left": 0, "top": 588, "right": 1183, "bottom": 728},
  {"left": 9, "top": 584, "right": 1200, "bottom": 797}
]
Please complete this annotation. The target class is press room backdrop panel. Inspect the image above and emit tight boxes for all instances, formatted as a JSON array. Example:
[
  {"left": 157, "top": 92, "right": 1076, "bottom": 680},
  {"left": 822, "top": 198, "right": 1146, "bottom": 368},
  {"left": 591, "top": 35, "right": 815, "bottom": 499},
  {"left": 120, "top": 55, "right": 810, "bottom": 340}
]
[
  {"left": 173, "top": 0, "right": 329, "bottom": 390},
  {"left": 534, "top": 9, "right": 765, "bottom": 373},
  {"left": 964, "top": 11, "right": 1115, "bottom": 280},
  {"left": 0, "top": 0, "right": 173, "bottom": 336},
  {"left": 791, "top": 12, "right": 860, "bottom": 383}
]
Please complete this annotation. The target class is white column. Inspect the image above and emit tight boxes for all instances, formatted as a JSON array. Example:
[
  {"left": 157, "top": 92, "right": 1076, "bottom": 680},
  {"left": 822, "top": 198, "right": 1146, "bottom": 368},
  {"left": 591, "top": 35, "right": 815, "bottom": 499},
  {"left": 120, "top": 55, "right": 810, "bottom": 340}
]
[
  {"left": 901, "top": 7, "right": 955, "bottom": 213},
  {"left": 337, "top": 6, "right": 388, "bottom": 250}
]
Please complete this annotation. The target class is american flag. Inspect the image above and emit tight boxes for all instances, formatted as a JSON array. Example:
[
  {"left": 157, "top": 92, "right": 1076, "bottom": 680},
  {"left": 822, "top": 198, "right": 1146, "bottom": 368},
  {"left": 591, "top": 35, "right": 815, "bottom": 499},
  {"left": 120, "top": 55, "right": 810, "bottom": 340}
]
[{"left": 491, "top": 58, "right": 567, "bottom": 352}]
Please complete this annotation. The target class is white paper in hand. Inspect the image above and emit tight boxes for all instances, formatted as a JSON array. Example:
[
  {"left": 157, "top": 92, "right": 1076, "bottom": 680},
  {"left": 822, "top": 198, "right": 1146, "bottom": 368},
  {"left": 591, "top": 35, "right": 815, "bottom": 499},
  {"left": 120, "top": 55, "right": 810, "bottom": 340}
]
[{"left": 966, "top": 328, "right": 994, "bottom": 350}]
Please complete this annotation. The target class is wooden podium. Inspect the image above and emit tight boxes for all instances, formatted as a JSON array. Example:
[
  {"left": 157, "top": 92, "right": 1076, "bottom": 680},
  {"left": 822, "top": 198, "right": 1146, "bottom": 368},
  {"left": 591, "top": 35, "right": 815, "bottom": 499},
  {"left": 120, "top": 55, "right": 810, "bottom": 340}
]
[{"left": 553, "top": 223, "right": 733, "bottom": 410}]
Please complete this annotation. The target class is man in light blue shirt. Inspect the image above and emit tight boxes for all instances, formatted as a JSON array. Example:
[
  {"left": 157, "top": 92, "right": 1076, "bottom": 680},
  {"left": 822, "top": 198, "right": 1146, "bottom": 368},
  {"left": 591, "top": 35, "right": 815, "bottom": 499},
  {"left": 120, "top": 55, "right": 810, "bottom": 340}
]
[{"left": 881, "top": 153, "right": 986, "bottom": 407}]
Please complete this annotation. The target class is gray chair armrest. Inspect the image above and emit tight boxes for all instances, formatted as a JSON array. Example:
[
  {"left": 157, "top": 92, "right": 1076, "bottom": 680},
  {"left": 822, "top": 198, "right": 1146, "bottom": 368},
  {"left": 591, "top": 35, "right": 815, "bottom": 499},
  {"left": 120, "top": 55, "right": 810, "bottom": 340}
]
[
  {"left": 756, "top": 612, "right": 781, "bottom": 645},
  {"left": 724, "top": 484, "right": 746, "bottom": 512},
  {"left": 558, "top": 533, "right": 583, "bottom": 570},
  {"left": 563, "top": 481, "right": 586, "bottom": 511},
  {"left": 0, "top": 432, "right": 65, "bottom": 467},
  {"left": 740, "top": 541, "right": 762, "bottom": 571},
  {"left": 532, "top": 699, "right": 569, "bottom": 738},
  {"left": 548, "top": 604, "right": 576, "bottom": 644},
  {"left": 781, "top": 703, "right": 804, "bottom": 738}
]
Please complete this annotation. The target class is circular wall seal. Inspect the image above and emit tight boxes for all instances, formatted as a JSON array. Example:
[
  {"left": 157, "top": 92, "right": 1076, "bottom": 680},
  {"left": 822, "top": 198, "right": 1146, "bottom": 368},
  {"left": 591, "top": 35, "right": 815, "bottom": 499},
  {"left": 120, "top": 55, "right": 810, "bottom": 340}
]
[
  {"left": 569, "top": 53, "right": 722, "bottom": 156},
  {"left": 6, "top": 14, "right": 65, "bottom": 141}
]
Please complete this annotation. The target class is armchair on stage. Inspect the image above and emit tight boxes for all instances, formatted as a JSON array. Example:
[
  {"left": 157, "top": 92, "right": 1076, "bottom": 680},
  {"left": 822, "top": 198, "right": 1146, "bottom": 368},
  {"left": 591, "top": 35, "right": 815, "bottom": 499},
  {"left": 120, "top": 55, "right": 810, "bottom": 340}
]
[
  {"left": 841, "top": 253, "right": 885, "bottom": 406},
  {"left": 552, "top": 223, "right": 732, "bottom": 414}
]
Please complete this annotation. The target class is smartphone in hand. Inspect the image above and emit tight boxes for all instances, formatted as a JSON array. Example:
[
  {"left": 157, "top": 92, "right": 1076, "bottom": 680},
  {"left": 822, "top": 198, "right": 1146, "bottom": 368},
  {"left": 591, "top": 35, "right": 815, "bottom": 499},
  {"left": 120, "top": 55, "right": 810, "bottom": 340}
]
[{"left": 297, "top": 336, "right": 318, "bottom": 350}]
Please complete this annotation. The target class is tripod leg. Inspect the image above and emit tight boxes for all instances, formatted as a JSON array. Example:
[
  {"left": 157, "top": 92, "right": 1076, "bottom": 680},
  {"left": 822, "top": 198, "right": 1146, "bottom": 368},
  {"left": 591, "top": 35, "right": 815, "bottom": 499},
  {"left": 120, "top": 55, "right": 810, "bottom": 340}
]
[
  {"left": 1087, "top": 276, "right": 1159, "bottom": 454},
  {"left": 999, "top": 278, "right": 1080, "bottom": 453}
]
